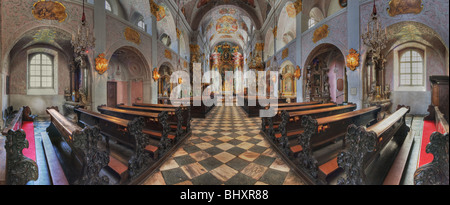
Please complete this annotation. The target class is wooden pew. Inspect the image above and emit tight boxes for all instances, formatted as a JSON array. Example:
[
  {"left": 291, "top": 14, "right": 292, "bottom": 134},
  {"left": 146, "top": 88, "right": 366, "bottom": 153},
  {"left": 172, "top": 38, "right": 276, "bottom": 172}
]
[
  {"left": 337, "top": 106, "right": 411, "bottom": 185},
  {"left": 74, "top": 108, "right": 166, "bottom": 183},
  {"left": 269, "top": 104, "right": 357, "bottom": 156},
  {"left": 97, "top": 106, "right": 177, "bottom": 145},
  {"left": 261, "top": 102, "right": 337, "bottom": 135},
  {"left": 116, "top": 104, "right": 191, "bottom": 139},
  {"left": 414, "top": 106, "right": 449, "bottom": 185},
  {"left": 295, "top": 106, "right": 381, "bottom": 184},
  {"left": 46, "top": 108, "right": 109, "bottom": 185},
  {"left": 1, "top": 107, "right": 38, "bottom": 185}
]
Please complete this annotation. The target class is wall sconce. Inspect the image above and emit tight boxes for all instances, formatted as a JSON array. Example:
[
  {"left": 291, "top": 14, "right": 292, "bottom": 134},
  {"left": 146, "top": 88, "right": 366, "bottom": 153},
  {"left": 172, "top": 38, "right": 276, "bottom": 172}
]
[
  {"left": 95, "top": 53, "right": 108, "bottom": 75},
  {"left": 295, "top": 66, "right": 302, "bottom": 80},
  {"left": 152, "top": 67, "right": 160, "bottom": 82},
  {"left": 178, "top": 77, "right": 183, "bottom": 84},
  {"left": 346, "top": 48, "right": 360, "bottom": 71}
]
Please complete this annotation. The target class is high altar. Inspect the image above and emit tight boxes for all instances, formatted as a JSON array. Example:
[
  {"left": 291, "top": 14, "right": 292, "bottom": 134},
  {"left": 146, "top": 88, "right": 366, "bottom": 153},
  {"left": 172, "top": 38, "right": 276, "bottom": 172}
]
[{"left": 210, "top": 43, "right": 243, "bottom": 95}]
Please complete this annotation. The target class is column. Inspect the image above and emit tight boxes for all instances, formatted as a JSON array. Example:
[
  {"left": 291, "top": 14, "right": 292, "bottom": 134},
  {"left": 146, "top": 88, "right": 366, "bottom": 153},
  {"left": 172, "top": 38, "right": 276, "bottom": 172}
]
[
  {"left": 347, "top": 0, "right": 362, "bottom": 108},
  {"left": 295, "top": 9, "right": 303, "bottom": 102},
  {"left": 151, "top": 16, "right": 158, "bottom": 104},
  {"left": 92, "top": 0, "right": 107, "bottom": 110}
]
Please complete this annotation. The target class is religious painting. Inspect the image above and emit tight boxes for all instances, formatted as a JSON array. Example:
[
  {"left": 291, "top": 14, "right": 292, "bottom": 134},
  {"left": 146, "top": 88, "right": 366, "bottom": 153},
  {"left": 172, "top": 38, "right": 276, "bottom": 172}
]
[
  {"left": 238, "top": 34, "right": 244, "bottom": 42},
  {"left": 32, "top": 0, "right": 67, "bottom": 22},
  {"left": 241, "top": 0, "right": 255, "bottom": 8},
  {"left": 197, "top": 0, "right": 211, "bottom": 8},
  {"left": 339, "top": 0, "right": 348, "bottom": 8},
  {"left": 241, "top": 22, "right": 248, "bottom": 31},
  {"left": 150, "top": 0, "right": 166, "bottom": 21},
  {"left": 219, "top": 8, "right": 236, "bottom": 15},
  {"left": 313, "top": 74, "right": 321, "bottom": 86},
  {"left": 221, "top": 35, "right": 233, "bottom": 39},
  {"left": 387, "top": 0, "right": 423, "bottom": 17},
  {"left": 216, "top": 16, "right": 238, "bottom": 34}
]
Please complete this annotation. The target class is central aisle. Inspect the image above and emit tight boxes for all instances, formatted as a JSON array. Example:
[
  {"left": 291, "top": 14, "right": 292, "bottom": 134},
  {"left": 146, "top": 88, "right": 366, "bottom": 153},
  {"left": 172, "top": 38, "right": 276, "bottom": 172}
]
[{"left": 142, "top": 105, "right": 305, "bottom": 185}]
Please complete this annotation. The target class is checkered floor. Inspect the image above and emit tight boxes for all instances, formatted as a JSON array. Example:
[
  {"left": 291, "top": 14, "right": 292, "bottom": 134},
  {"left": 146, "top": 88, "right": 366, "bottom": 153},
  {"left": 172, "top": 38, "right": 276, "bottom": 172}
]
[{"left": 142, "top": 105, "right": 306, "bottom": 185}]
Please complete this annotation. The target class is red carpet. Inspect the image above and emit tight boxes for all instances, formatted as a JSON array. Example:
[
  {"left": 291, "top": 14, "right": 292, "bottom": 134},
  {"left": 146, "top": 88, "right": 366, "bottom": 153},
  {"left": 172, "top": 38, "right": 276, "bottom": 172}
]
[
  {"left": 21, "top": 122, "right": 36, "bottom": 162},
  {"left": 418, "top": 120, "right": 436, "bottom": 168}
]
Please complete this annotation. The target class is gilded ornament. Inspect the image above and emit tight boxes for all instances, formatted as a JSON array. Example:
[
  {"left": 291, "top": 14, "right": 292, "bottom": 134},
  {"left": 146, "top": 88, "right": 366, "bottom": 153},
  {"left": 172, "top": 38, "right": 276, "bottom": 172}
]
[
  {"left": 387, "top": 0, "right": 423, "bottom": 17},
  {"left": 346, "top": 48, "right": 360, "bottom": 71},
  {"left": 282, "top": 48, "right": 289, "bottom": 60},
  {"left": 32, "top": 0, "right": 67, "bottom": 22},
  {"left": 95, "top": 53, "right": 109, "bottom": 75},
  {"left": 164, "top": 49, "right": 172, "bottom": 60},
  {"left": 312, "top": 24, "right": 329, "bottom": 43},
  {"left": 124, "top": 27, "right": 141, "bottom": 45}
]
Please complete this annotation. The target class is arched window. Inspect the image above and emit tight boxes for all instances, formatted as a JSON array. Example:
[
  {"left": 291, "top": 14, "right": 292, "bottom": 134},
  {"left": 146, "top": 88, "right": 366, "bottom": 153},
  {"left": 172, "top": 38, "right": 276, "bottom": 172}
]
[
  {"left": 308, "top": 7, "right": 324, "bottom": 29},
  {"left": 137, "top": 19, "right": 146, "bottom": 31},
  {"left": 29, "top": 53, "right": 54, "bottom": 88},
  {"left": 105, "top": 0, "right": 112, "bottom": 12},
  {"left": 308, "top": 18, "right": 317, "bottom": 29},
  {"left": 399, "top": 49, "right": 424, "bottom": 86}
]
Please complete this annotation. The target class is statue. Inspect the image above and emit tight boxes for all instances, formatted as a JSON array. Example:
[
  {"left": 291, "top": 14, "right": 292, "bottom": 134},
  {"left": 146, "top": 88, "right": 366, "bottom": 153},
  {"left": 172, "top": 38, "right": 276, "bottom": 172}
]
[{"left": 64, "top": 88, "right": 71, "bottom": 101}]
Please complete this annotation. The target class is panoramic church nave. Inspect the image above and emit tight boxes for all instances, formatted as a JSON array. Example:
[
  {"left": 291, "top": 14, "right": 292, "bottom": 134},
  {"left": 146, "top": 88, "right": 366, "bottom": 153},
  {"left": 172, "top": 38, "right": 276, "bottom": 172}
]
[{"left": 0, "top": 0, "right": 448, "bottom": 187}]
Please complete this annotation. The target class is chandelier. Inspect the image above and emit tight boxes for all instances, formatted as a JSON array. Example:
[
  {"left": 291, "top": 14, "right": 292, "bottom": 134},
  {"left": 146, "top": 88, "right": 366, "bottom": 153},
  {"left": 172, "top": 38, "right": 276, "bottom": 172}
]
[
  {"left": 361, "top": 0, "right": 387, "bottom": 66},
  {"left": 71, "top": 0, "right": 95, "bottom": 56}
]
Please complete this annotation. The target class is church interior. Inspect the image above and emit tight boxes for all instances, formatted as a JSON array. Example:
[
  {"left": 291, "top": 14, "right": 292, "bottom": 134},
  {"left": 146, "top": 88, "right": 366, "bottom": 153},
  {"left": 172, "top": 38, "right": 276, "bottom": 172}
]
[{"left": 0, "top": 0, "right": 448, "bottom": 186}]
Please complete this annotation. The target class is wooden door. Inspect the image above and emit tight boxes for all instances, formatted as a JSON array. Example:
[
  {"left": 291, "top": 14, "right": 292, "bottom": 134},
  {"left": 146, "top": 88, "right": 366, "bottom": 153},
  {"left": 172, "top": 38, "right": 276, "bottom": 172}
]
[
  {"left": 131, "top": 80, "right": 143, "bottom": 104},
  {"left": 107, "top": 81, "right": 117, "bottom": 107}
]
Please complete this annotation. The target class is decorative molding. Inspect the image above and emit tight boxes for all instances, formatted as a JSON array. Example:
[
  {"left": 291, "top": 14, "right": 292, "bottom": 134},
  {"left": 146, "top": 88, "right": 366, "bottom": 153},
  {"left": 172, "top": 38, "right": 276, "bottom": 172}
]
[
  {"left": 387, "top": 0, "right": 423, "bottom": 17},
  {"left": 32, "top": 0, "right": 67, "bottom": 22},
  {"left": 312, "top": 24, "right": 329, "bottom": 43},
  {"left": 124, "top": 27, "right": 141, "bottom": 45}
]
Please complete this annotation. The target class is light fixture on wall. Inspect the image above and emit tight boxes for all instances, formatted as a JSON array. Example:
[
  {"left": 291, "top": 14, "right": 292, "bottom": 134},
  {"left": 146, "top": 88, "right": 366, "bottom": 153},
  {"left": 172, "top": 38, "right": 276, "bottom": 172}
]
[
  {"left": 346, "top": 48, "right": 360, "bottom": 71},
  {"left": 95, "top": 53, "right": 108, "bottom": 75},
  {"left": 152, "top": 67, "right": 160, "bottom": 82},
  {"left": 71, "top": 0, "right": 95, "bottom": 55}
]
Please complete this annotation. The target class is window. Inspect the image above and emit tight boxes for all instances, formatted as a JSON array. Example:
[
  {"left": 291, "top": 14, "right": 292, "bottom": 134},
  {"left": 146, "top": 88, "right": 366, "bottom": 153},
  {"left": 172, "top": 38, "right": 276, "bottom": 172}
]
[
  {"left": 308, "top": 18, "right": 317, "bottom": 29},
  {"left": 105, "top": 0, "right": 112, "bottom": 12},
  {"left": 399, "top": 49, "right": 424, "bottom": 86},
  {"left": 137, "top": 20, "right": 146, "bottom": 31},
  {"left": 29, "top": 53, "right": 54, "bottom": 89}
]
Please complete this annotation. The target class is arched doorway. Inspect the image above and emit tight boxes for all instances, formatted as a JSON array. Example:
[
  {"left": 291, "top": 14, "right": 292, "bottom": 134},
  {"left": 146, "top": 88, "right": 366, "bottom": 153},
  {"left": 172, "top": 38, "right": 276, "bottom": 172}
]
[
  {"left": 107, "top": 46, "right": 149, "bottom": 107},
  {"left": 303, "top": 43, "right": 347, "bottom": 104}
]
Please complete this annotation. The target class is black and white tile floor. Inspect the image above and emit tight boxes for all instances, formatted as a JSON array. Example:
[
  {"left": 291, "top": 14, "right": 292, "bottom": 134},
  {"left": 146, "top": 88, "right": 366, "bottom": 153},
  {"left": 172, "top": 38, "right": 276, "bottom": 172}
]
[{"left": 142, "top": 105, "right": 306, "bottom": 185}]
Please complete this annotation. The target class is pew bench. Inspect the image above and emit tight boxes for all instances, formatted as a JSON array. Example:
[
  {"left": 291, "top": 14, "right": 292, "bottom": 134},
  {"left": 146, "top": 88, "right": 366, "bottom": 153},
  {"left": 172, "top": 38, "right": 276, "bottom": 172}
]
[
  {"left": 116, "top": 104, "right": 191, "bottom": 139},
  {"left": 46, "top": 108, "right": 112, "bottom": 185},
  {"left": 261, "top": 103, "right": 337, "bottom": 134},
  {"left": 271, "top": 104, "right": 357, "bottom": 157},
  {"left": 1, "top": 106, "right": 38, "bottom": 185},
  {"left": 74, "top": 108, "right": 163, "bottom": 183},
  {"left": 98, "top": 106, "right": 176, "bottom": 144},
  {"left": 337, "top": 107, "right": 411, "bottom": 185},
  {"left": 413, "top": 106, "right": 449, "bottom": 185},
  {"left": 296, "top": 106, "right": 381, "bottom": 184}
]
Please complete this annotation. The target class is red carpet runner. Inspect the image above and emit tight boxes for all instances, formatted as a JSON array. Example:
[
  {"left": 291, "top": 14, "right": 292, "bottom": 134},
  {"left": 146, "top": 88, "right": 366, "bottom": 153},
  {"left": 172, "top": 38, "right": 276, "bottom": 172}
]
[
  {"left": 21, "top": 121, "right": 36, "bottom": 162},
  {"left": 418, "top": 120, "right": 435, "bottom": 168}
]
